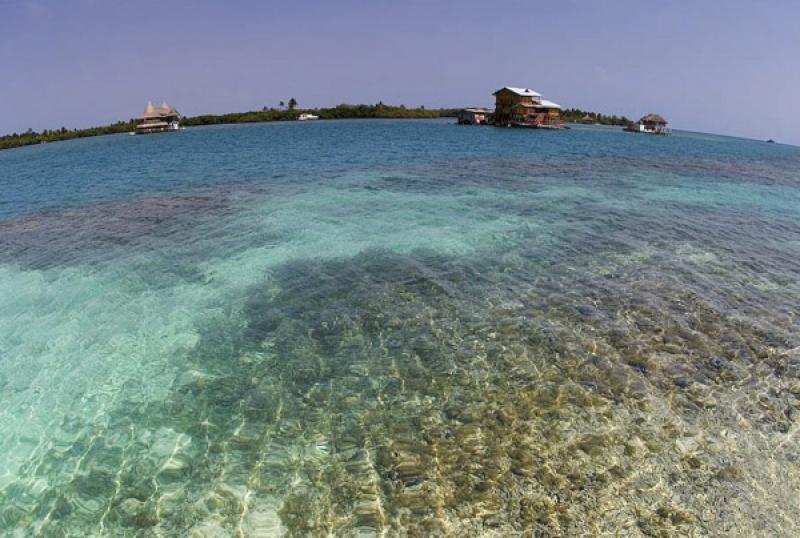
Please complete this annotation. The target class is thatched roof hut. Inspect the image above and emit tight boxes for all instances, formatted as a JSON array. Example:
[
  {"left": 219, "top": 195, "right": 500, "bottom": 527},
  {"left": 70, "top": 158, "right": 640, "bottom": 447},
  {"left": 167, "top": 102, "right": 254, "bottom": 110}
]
[
  {"left": 139, "top": 100, "right": 179, "bottom": 120},
  {"left": 625, "top": 112, "right": 671, "bottom": 135},
  {"left": 142, "top": 101, "right": 157, "bottom": 118},
  {"left": 135, "top": 100, "right": 181, "bottom": 133},
  {"left": 639, "top": 113, "right": 667, "bottom": 125}
]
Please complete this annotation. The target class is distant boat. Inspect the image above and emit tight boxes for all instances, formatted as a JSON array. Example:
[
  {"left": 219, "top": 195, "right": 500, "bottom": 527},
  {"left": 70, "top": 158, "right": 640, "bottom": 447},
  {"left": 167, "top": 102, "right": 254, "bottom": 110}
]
[
  {"left": 767, "top": 139, "right": 776, "bottom": 144},
  {"left": 298, "top": 113, "right": 319, "bottom": 121}
]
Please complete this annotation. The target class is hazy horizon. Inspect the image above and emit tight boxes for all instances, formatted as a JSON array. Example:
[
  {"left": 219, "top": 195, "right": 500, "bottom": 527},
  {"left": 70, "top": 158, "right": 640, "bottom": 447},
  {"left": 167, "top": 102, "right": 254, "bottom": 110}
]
[{"left": 2, "top": 0, "right": 799, "bottom": 144}]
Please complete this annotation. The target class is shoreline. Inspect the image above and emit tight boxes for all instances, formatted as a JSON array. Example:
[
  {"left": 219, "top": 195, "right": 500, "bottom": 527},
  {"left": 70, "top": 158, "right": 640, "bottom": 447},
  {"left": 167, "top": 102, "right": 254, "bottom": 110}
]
[
  {"left": 0, "top": 106, "right": 460, "bottom": 152},
  {"left": 0, "top": 117, "right": 456, "bottom": 153},
  {"left": 2, "top": 116, "right": 793, "bottom": 154}
]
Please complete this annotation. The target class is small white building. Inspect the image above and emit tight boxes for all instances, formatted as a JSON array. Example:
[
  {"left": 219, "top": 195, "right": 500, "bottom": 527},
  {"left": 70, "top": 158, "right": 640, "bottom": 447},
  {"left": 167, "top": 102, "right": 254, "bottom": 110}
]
[{"left": 457, "top": 108, "right": 492, "bottom": 125}]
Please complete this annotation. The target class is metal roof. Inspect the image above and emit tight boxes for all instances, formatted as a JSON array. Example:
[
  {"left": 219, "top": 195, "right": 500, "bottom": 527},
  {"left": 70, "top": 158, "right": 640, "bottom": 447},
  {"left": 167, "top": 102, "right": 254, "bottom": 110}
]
[
  {"left": 521, "top": 99, "right": 562, "bottom": 110},
  {"left": 493, "top": 86, "right": 543, "bottom": 98},
  {"left": 538, "top": 99, "right": 561, "bottom": 110}
]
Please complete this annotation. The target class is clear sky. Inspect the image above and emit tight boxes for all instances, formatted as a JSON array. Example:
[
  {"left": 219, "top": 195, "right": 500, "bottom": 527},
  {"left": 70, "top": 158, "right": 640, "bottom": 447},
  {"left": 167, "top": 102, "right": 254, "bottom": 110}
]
[{"left": 1, "top": 0, "right": 799, "bottom": 144}]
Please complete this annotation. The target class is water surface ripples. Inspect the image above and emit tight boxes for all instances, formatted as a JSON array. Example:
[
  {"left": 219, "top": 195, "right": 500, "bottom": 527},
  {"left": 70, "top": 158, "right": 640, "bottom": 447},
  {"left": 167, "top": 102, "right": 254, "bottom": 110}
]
[{"left": 1, "top": 121, "right": 799, "bottom": 536}]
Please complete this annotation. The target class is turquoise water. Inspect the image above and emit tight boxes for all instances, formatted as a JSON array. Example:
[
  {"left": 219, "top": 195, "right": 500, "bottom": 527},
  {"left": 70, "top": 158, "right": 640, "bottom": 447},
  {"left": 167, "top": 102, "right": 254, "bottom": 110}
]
[{"left": 1, "top": 120, "right": 800, "bottom": 536}]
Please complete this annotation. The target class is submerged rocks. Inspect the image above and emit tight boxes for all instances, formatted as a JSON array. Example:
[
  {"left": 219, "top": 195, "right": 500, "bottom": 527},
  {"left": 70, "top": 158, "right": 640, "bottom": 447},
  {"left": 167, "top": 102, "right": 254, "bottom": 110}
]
[{"left": 7, "top": 243, "right": 800, "bottom": 537}]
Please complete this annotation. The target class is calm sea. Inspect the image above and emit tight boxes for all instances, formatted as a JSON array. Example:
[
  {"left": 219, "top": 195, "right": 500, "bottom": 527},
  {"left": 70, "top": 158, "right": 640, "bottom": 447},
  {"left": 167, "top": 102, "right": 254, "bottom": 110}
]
[{"left": 1, "top": 120, "right": 799, "bottom": 536}]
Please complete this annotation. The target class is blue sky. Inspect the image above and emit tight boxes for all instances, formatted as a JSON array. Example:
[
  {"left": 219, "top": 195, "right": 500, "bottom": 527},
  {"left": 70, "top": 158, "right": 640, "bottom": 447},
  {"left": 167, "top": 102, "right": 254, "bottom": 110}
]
[{"left": 1, "top": 0, "right": 799, "bottom": 144}]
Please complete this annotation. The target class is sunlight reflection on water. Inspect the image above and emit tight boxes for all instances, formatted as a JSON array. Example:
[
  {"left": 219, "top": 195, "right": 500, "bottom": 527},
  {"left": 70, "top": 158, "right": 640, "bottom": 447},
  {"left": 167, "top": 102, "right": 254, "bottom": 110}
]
[{"left": 1, "top": 121, "right": 799, "bottom": 536}]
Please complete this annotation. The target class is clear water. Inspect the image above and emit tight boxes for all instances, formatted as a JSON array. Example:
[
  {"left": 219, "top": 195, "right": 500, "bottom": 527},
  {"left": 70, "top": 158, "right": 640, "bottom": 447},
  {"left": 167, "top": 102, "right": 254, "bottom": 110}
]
[{"left": 1, "top": 120, "right": 799, "bottom": 537}]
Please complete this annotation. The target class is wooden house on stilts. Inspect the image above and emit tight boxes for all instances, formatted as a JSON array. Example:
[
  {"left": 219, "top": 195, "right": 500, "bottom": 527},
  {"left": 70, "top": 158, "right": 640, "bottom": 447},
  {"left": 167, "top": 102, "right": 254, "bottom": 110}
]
[
  {"left": 625, "top": 113, "right": 671, "bottom": 135},
  {"left": 492, "top": 87, "right": 563, "bottom": 128}
]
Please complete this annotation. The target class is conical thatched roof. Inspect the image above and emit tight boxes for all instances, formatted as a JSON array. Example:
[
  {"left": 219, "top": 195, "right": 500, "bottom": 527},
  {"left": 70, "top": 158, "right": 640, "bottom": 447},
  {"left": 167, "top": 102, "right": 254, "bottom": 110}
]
[
  {"left": 139, "top": 100, "right": 179, "bottom": 119},
  {"left": 143, "top": 100, "right": 157, "bottom": 116},
  {"left": 581, "top": 114, "right": 593, "bottom": 121},
  {"left": 639, "top": 113, "right": 667, "bottom": 124}
]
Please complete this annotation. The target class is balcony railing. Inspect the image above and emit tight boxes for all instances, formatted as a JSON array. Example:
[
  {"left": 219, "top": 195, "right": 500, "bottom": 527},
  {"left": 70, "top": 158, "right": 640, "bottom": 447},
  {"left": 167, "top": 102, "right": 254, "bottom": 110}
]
[{"left": 520, "top": 113, "right": 561, "bottom": 126}]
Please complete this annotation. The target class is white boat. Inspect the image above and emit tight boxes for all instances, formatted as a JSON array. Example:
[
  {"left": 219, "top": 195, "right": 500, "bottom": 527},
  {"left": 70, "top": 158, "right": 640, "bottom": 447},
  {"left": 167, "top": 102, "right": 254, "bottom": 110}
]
[{"left": 298, "top": 113, "right": 319, "bottom": 121}]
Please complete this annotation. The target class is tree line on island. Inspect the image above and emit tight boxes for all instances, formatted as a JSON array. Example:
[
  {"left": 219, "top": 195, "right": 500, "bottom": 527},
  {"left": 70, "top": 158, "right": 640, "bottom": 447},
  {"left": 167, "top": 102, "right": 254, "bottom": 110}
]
[
  {"left": 0, "top": 122, "right": 139, "bottom": 151},
  {"left": 0, "top": 100, "right": 633, "bottom": 151},
  {"left": 560, "top": 108, "right": 633, "bottom": 126},
  {"left": 183, "top": 101, "right": 460, "bottom": 126}
]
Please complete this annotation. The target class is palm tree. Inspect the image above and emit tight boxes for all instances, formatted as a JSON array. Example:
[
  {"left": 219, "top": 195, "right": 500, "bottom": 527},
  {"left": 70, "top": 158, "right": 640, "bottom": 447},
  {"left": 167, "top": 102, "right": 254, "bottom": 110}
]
[{"left": 288, "top": 98, "right": 297, "bottom": 111}]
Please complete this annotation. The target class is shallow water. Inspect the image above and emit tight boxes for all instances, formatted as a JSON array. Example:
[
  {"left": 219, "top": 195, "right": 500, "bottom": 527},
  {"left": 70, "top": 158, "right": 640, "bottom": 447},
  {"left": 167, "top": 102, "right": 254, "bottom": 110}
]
[{"left": 1, "top": 120, "right": 800, "bottom": 536}]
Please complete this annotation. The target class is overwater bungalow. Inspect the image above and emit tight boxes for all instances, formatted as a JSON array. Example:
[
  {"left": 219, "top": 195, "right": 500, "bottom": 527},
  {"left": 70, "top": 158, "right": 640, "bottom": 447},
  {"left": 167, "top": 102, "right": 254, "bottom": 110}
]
[
  {"left": 579, "top": 114, "right": 595, "bottom": 124},
  {"left": 457, "top": 108, "right": 492, "bottom": 125},
  {"left": 625, "top": 113, "right": 671, "bottom": 135},
  {"left": 492, "top": 87, "right": 563, "bottom": 129},
  {"left": 135, "top": 101, "right": 181, "bottom": 134}
]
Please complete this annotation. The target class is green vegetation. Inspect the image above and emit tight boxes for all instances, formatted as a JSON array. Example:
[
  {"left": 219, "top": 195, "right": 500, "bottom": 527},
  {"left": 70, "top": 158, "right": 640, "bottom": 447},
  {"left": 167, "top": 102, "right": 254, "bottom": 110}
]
[
  {"left": 0, "top": 104, "right": 459, "bottom": 151},
  {"left": 0, "top": 121, "right": 136, "bottom": 151},
  {"left": 561, "top": 108, "right": 634, "bottom": 127},
  {"left": 0, "top": 103, "right": 634, "bottom": 152},
  {"left": 183, "top": 103, "right": 459, "bottom": 127}
]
